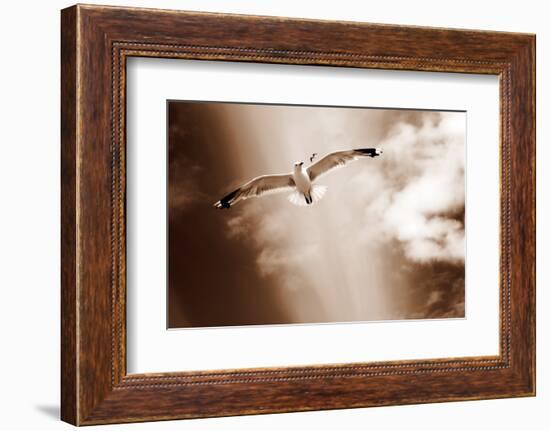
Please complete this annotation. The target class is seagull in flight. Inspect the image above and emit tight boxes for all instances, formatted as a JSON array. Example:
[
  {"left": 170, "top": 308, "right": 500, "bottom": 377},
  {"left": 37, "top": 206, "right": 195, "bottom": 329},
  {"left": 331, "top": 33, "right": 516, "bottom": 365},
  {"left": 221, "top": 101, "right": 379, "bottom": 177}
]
[{"left": 213, "top": 148, "right": 382, "bottom": 209}]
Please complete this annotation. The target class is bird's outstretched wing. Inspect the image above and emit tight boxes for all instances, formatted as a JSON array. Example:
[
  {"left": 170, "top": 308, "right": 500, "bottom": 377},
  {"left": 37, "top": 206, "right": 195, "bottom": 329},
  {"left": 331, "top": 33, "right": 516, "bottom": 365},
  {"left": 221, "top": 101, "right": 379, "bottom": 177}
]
[
  {"left": 214, "top": 174, "right": 295, "bottom": 209},
  {"left": 307, "top": 148, "right": 382, "bottom": 182}
]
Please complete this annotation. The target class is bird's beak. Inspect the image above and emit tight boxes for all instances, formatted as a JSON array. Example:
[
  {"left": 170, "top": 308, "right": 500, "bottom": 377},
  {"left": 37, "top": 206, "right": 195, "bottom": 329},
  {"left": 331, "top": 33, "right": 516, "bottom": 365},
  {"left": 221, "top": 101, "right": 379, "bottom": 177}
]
[{"left": 300, "top": 161, "right": 304, "bottom": 166}]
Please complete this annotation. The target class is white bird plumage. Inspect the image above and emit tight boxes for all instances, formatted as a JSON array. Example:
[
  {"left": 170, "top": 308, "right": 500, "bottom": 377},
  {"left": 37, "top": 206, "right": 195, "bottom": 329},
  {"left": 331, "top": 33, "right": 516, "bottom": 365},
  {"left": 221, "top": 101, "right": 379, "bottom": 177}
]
[{"left": 213, "top": 148, "right": 382, "bottom": 209}]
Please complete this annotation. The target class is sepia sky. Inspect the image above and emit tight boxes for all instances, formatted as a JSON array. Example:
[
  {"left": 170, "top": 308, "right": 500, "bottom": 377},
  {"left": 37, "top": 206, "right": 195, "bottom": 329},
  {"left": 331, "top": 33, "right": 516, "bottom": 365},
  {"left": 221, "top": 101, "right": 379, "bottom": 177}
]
[{"left": 167, "top": 101, "right": 465, "bottom": 328}]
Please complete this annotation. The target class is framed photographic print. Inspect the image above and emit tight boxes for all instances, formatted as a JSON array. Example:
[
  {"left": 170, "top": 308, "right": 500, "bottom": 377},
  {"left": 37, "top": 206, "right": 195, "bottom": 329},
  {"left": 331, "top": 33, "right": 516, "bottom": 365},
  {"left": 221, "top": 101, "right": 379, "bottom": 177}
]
[{"left": 61, "top": 4, "right": 535, "bottom": 425}]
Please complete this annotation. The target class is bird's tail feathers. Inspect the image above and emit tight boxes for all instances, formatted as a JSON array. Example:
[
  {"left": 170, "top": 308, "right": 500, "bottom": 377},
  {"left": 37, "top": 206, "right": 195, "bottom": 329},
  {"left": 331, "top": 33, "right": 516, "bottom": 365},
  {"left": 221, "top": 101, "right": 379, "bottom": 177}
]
[
  {"left": 311, "top": 184, "right": 327, "bottom": 202},
  {"left": 287, "top": 185, "right": 327, "bottom": 207},
  {"left": 287, "top": 191, "right": 308, "bottom": 206}
]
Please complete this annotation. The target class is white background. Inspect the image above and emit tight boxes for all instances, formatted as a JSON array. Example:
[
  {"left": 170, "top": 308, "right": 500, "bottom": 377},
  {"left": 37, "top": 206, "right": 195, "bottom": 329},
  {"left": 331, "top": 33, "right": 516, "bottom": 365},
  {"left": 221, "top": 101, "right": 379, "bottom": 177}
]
[
  {"left": 0, "top": 0, "right": 546, "bottom": 430},
  {"left": 127, "top": 59, "right": 499, "bottom": 373}
]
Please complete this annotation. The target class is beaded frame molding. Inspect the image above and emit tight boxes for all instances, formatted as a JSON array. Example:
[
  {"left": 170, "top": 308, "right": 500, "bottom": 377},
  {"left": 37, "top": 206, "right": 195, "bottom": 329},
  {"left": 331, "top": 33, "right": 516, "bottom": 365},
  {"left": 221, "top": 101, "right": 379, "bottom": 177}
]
[{"left": 61, "top": 4, "right": 535, "bottom": 425}]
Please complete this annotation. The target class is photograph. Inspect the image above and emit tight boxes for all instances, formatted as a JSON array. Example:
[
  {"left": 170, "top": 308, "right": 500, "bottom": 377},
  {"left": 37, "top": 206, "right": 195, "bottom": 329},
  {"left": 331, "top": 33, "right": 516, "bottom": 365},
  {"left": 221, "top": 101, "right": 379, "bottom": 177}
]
[{"left": 167, "top": 101, "right": 466, "bottom": 329}]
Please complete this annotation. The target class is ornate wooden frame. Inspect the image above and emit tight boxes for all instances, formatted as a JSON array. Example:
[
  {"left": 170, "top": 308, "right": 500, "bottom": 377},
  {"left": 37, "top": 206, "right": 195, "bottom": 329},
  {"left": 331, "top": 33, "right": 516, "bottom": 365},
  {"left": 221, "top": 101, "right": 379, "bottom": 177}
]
[{"left": 61, "top": 4, "right": 535, "bottom": 425}]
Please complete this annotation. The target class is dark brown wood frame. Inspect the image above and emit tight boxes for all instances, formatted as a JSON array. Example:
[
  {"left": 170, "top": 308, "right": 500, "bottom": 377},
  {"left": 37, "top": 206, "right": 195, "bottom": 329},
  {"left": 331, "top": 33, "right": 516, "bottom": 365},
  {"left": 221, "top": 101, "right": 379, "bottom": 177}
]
[{"left": 61, "top": 4, "right": 535, "bottom": 426}]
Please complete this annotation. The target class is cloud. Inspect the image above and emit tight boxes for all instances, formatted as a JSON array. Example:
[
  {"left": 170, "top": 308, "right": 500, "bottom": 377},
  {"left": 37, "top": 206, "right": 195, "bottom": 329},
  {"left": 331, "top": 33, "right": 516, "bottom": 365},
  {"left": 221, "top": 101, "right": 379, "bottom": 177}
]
[
  {"left": 358, "top": 113, "right": 466, "bottom": 263},
  {"left": 225, "top": 201, "right": 323, "bottom": 287},
  {"left": 422, "top": 273, "right": 465, "bottom": 318},
  {"left": 257, "top": 243, "right": 320, "bottom": 278},
  {"left": 168, "top": 157, "right": 207, "bottom": 214}
]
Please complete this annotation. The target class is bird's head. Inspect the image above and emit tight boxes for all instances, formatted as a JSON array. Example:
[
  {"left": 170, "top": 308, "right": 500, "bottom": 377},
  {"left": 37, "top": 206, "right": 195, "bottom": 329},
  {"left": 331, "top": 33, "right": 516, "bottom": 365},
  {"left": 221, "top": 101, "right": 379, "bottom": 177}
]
[{"left": 294, "top": 161, "right": 304, "bottom": 168}]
